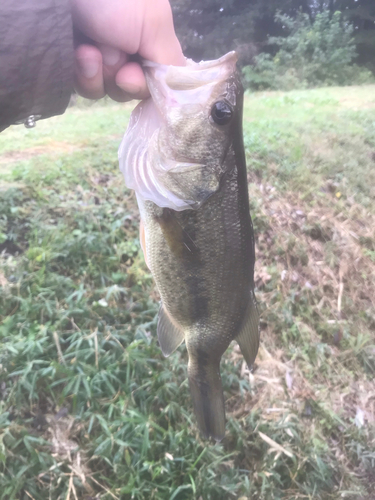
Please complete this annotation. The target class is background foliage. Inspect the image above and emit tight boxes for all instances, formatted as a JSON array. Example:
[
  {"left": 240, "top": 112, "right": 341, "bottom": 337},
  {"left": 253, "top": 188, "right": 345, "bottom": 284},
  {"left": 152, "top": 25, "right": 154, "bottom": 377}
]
[
  {"left": 243, "top": 11, "right": 374, "bottom": 90},
  {"left": 171, "top": 0, "right": 375, "bottom": 89}
]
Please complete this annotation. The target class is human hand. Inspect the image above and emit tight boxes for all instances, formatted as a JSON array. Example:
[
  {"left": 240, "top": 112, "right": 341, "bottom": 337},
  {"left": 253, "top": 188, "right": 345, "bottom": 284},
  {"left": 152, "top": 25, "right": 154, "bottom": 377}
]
[{"left": 71, "top": 0, "right": 185, "bottom": 102}]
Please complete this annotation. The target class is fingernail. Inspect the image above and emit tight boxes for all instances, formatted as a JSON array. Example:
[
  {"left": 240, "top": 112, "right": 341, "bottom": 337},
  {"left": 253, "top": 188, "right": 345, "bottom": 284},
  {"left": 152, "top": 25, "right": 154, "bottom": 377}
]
[
  {"left": 101, "top": 46, "right": 121, "bottom": 66},
  {"left": 116, "top": 82, "right": 142, "bottom": 94},
  {"left": 77, "top": 58, "right": 99, "bottom": 79}
]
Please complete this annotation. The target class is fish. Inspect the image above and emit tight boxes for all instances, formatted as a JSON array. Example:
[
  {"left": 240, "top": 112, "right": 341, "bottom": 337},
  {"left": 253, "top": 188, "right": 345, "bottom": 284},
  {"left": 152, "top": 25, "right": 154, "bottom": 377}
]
[{"left": 118, "top": 51, "right": 259, "bottom": 442}]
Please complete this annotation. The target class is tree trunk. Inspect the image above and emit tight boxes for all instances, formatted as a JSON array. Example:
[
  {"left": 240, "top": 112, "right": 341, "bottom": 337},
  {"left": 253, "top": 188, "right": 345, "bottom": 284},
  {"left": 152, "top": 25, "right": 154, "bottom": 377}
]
[{"left": 328, "top": 0, "right": 335, "bottom": 18}]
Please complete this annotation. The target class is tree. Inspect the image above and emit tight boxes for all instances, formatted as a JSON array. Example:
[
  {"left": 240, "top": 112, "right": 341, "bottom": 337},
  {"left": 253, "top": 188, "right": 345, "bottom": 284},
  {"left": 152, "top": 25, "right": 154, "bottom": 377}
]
[
  {"left": 171, "top": 0, "right": 314, "bottom": 62},
  {"left": 242, "top": 10, "right": 371, "bottom": 90},
  {"left": 171, "top": 0, "right": 259, "bottom": 62},
  {"left": 340, "top": 1, "right": 375, "bottom": 69},
  {"left": 171, "top": 0, "right": 374, "bottom": 71},
  {"left": 285, "top": 1, "right": 375, "bottom": 68}
]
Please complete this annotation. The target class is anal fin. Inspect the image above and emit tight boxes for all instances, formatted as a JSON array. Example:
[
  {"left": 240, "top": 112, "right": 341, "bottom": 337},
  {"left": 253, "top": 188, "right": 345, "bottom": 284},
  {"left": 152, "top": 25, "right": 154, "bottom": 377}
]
[
  {"left": 157, "top": 305, "right": 185, "bottom": 357},
  {"left": 236, "top": 295, "right": 260, "bottom": 369}
]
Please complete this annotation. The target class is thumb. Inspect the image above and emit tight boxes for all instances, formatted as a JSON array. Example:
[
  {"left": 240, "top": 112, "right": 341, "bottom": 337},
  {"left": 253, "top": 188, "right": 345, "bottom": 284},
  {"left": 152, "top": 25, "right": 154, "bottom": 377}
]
[{"left": 137, "top": 0, "right": 185, "bottom": 66}]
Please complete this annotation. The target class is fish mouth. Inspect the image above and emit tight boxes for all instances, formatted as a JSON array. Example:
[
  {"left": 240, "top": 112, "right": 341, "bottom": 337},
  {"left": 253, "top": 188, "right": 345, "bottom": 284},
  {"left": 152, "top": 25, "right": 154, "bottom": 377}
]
[
  {"left": 142, "top": 52, "right": 238, "bottom": 105},
  {"left": 142, "top": 51, "right": 237, "bottom": 73}
]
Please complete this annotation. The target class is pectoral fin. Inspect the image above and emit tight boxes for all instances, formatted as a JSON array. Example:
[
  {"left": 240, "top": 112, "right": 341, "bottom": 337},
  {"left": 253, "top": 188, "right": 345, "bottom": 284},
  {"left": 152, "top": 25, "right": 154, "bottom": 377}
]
[
  {"left": 236, "top": 296, "right": 260, "bottom": 369},
  {"left": 156, "top": 208, "right": 199, "bottom": 260},
  {"left": 157, "top": 305, "right": 185, "bottom": 357}
]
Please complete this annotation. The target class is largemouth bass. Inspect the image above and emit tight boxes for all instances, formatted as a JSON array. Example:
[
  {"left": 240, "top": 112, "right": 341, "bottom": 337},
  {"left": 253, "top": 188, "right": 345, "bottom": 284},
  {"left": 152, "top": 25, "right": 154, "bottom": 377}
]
[{"left": 119, "top": 52, "right": 259, "bottom": 442}]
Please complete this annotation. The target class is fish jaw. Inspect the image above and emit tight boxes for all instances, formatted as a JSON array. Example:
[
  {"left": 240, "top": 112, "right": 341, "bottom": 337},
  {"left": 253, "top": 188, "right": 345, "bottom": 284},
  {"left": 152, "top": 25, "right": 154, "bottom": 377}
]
[{"left": 118, "top": 51, "right": 243, "bottom": 212}]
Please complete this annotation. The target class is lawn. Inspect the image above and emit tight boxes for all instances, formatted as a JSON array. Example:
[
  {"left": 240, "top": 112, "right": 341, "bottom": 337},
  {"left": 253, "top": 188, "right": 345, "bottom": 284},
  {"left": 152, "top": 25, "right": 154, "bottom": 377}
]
[{"left": 0, "top": 85, "right": 374, "bottom": 500}]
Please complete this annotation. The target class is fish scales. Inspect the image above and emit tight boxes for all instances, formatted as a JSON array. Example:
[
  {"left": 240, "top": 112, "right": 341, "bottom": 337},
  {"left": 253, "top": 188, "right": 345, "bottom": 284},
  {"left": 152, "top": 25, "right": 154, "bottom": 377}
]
[
  {"left": 146, "top": 166, "right": 252, "bottom": 336},
  {"left": 119, "top": 52, "right": 259, "bottom": 441}
]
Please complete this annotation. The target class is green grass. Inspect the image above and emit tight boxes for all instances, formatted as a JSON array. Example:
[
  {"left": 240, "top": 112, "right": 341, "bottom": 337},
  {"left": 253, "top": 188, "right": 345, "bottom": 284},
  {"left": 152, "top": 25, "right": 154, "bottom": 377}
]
[{"left": 0, "top": 87, "right": 375, "bottom": 500}]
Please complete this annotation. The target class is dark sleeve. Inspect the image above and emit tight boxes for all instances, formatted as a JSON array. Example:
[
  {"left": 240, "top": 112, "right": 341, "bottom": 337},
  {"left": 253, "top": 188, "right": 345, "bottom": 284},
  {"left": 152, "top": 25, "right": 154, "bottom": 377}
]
[{"left": 0, "top": 0, "right": 74, "bottom": 132}]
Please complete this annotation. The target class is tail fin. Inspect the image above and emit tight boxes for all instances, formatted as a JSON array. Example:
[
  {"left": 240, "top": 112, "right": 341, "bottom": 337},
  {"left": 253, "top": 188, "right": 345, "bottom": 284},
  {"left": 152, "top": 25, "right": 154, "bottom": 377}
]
[{"left": 188, "top": 359, "right": 225, "bottom": 442}]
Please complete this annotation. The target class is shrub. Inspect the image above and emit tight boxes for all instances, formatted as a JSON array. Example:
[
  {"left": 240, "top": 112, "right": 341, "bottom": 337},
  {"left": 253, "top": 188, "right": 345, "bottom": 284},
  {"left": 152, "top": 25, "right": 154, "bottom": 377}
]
[{"left": 243, "top": 10, "right": 374, "bottom": 91}]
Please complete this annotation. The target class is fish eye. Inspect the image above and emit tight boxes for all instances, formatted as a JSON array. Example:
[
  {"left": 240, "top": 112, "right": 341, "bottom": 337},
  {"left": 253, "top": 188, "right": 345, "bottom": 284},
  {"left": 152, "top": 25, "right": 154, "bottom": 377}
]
[{"left": 211, "top": 101, "right": 233, "bottom": 125}]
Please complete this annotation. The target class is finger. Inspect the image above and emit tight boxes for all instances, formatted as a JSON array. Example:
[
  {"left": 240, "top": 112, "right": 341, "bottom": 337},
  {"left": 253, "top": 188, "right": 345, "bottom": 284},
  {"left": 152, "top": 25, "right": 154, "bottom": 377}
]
[
  {"left": 99, "top": 44, "right": 132, "bottom": 102},
  {"left": 139, "top": 0, "right": 185, "bottom": 66},
  {"left": 115, "top": 62, "right": 150, "bottom": 100},
  {"left": 74, "top": 44, "right": 105, "bottom": 99},
  {"left": 72, "top": 0, "right": 185, "bottom": 68}
]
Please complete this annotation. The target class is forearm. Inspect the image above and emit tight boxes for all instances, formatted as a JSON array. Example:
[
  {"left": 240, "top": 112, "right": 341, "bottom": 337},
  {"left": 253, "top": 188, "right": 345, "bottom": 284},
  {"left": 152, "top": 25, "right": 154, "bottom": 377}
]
[{"left": 0, "top": 0, "right": 74, "bottom": 132}]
